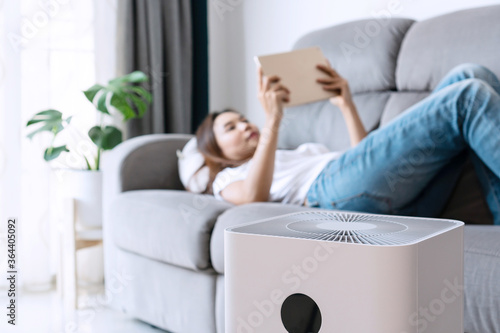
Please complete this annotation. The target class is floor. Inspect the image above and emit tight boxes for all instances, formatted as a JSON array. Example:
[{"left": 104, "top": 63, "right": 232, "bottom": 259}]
[{"left": 0, "top": 281, "right": 169, "bottom": 333}]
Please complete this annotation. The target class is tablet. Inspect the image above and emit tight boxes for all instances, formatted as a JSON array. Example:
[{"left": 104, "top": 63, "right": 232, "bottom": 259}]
[{"left": 254, "top": 46, "right": 336, "bottom": 107}]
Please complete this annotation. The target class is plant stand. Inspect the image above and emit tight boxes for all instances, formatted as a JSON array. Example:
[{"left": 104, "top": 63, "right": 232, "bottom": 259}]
[{"left": 56, "top": 197, "right": 103, "bottom": 311}]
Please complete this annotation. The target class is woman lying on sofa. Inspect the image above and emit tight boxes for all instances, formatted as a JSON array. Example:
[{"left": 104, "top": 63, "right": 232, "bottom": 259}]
[{"left": 194, "top": 62, "right": 500, "bottom": 225}]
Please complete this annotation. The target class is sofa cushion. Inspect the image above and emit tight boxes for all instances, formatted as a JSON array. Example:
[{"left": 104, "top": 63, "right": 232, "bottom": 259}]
[
  {"left": 279, "top": 92, "right": 391, "bottom": 151},
  {"left": 293, "top": 18, "right": 414, "bottom": 94},
  {"left": 380, "top": 91, "right": 429, "bottom": 128},
  {"left": 110, "top": 190, "right": 232, "bottom": 271},
  {"left": 396, "top": 5, "right": 500, "bottom": 91},
  {"left": 464, "top": 226, "right": 500, "bottom": 333}
]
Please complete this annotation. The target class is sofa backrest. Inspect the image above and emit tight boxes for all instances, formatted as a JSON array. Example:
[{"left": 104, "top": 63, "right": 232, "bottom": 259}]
[{"left": 278, "top": 4, "right": 500, "bottom": 151}]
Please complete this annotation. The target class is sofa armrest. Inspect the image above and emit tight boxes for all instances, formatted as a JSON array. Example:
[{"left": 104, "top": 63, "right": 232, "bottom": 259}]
[
  {"left": 101, "top": 133, "right": 193, "bottom": 312},
  {"left": 102, "top": 133, "right": 194, "bottom": 202}
]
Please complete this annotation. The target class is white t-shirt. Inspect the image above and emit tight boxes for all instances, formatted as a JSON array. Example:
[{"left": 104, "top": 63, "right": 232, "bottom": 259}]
[{"left": 212, "top": 143, "right": 347, "bottom": 205}]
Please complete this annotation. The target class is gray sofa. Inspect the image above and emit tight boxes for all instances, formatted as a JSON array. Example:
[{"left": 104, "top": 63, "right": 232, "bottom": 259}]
[{"left": 102, "top": 5, "right": 500, "bottom": 333}]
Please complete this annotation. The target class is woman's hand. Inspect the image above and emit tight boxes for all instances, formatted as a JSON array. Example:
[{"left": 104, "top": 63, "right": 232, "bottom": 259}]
[
  {"left": 257, "top": 66, "right": 290, "bottom": 121},
  {"left": 316, "top": 62, "right": 353, "bottom": 110}
]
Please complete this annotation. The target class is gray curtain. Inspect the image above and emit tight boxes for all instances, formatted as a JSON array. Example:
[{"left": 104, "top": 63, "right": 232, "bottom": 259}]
[{"left": 117, "top": 0, "right": 193, "bottom": 137}]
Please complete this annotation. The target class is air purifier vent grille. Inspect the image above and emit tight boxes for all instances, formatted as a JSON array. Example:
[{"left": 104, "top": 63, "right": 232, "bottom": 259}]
[
  {"left": 229, "top": 211, "right": 462, "bottom": 246},
  {"left": 286, "top": 212, "right": 409, "bottom": 245}
]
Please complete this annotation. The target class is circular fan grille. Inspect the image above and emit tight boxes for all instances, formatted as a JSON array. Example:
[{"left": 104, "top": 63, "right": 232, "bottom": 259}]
[{"left": 285, "top": 212, "right": 409, "bottom": 245}]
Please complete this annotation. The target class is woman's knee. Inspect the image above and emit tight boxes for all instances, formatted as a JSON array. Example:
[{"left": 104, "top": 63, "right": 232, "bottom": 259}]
[
  {"left": 450, "top": 63, "right": 489, "bottom": 76},
  {"left": 455, "top": 78, "right": 493, "bottom": 115},
  {"left": 449, "top": 63, "right": 498, "bottom": 87},
  {"left": 460, "top": 78, "right": 491, "bottom": 94}
]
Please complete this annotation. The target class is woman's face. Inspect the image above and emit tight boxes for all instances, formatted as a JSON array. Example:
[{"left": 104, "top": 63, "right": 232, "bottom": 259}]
[{"left": 213, "top": 111, "right": 260, "bottom": 161}]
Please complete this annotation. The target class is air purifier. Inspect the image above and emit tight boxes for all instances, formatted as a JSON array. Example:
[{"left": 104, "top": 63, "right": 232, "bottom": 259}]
[{"left": 225, "top": 211, "right": 464, "bottom": 333}]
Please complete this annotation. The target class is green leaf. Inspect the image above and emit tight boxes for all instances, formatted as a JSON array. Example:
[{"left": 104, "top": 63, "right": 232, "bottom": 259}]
[
  {"left": 88, "top": 126, "right": 122, "bottom": 150},
  {"left": 110, "top": 93, "right": 136, "bottom": 120},
  {"left": 83, "top": 84, "right": 106, "bottom": 104},
  {"left": 125, "top": 86, "right": 153, "bottom": 104},
  {"left": 101, "top": 126, "right": 122, "bottom": 150},
  {"left": 127, "top": 94, "right": 148, "bottom": 118},
  {"left": 83, "top": 155, "right": 92, "bottom": 170},
  {"left": 96, "top": 91, "right": 110, "bottom": 114},
  {"left": 65, "top": 116, "right": 73, "bottom": 124},
  {"left": 26, "top": 110, "right": 62, "bottom": 126},
  {"left": 26, "top": 110, "right": 65, "bottom": 139},
  {"left": 27, "top": 124, "right": 56, "bottom": 140},
  {"left": 126, "top": 71, "right": 148, "bottom": 83},
  {"left": 83, "top": 70, "right": 152, "bottom": 121},
  {"left": 43, "top": 145, "right": 69, "bottom": 161},
  {"left": 88, "top": 126, "right": 103, "bottom": 148},
  {"left": 109, "top": 71, "right": 148, "bottom": 85}
]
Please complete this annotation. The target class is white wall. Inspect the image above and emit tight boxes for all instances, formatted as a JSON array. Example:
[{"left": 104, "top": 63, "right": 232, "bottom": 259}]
[{"left": 209, "top": 0, "right": 500, "bottom": 127}]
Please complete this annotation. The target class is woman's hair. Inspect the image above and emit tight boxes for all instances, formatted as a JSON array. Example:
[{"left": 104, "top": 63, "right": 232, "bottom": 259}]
[{"left": 195, "top": 108, "right": 251, "bottom": 195}]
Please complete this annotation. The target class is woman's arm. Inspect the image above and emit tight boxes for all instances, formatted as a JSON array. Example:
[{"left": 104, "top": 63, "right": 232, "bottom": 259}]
[
  {"left": 339, "top": 102, "right": 367, "bottom": 147},
  {"left": 220, "top": 68, "right": 289, "bottom": 205},
  {"left": 316, "top": 62, "right": 367, "bottom": 147}
]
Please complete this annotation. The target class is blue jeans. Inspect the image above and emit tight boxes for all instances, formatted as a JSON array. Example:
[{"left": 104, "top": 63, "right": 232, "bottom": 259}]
[{"left": 305, "top": 63, "right": 500, "bottom": 225}]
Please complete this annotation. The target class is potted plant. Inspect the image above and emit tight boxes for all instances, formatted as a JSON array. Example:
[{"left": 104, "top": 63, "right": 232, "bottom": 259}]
[{"left": 26, "top": 71, "right": 152, "bottom": 228}]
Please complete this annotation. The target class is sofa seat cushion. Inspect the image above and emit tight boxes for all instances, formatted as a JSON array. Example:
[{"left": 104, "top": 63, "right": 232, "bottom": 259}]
[
  {"left": 111, "top": 190, "right": 232, "bottom": 271},
  {"left": 463, "top": 226, "right": 500, "bottom": 333}
]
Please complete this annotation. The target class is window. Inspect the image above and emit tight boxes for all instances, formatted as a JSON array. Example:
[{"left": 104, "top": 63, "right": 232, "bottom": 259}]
[{"left": 0, "top": 0, "right": 98, "bottom": 290}]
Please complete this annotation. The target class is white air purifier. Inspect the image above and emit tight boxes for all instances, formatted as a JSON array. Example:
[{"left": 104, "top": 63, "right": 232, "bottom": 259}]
[{"left": 225, "top": 211, "right": 464, "bottom": 333}]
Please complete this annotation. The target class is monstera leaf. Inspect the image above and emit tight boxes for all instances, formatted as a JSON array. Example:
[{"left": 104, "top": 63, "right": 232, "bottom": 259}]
[
  {"left": 26, "top": 110, "right": 72, "bottom": 140},
  {"left": 88, "top": 126, "right": 122, "bottom": 151},
  {"left": 83, "top": 71, "right": 151, "bottom": 120},
  {"left": 26, "top": 110, "right": 72, "bottom": 162},
  {"left": 43, "top": 145, "right": 70, "bottom": 161}
]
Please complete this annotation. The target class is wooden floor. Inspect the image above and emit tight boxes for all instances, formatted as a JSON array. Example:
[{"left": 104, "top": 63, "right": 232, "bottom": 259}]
[{"left": 0, "top": 282, "right": 169, "bottom": 333}]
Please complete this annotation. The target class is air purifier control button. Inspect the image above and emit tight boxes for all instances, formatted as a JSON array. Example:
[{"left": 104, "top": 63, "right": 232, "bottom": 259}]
[{"left": 281, "top": 293, "right": 321, "bottom": 333}]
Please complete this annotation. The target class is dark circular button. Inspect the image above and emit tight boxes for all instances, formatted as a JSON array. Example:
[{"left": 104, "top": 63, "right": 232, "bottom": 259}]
[{"left": 281, "top": 293, "right": 322, "bottom": 333}]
